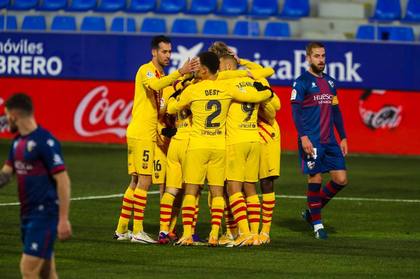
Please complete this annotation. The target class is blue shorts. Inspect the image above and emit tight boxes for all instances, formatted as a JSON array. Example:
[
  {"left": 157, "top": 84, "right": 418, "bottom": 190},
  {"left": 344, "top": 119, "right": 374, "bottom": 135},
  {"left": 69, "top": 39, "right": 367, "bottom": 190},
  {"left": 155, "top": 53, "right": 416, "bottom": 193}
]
[
  {"left": 298, "top": 142, "right": 346, "bottom": 175},
  {"left": 21, "top": 217, "right": 57, "bottom": 260}
]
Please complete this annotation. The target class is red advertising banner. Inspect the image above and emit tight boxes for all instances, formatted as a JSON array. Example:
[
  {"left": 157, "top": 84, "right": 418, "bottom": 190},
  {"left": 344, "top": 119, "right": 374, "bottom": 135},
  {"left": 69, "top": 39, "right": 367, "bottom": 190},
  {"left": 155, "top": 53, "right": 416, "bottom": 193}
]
[{"left": 0, "top": 78, "right": 418, "bottom": 155}]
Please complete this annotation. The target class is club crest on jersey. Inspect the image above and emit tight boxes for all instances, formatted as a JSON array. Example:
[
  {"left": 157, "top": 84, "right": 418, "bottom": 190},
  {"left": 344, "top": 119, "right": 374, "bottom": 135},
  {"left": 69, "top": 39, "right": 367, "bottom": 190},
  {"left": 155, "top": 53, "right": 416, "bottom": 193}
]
[
  {"left": 142, "top": 163, "right": 148, "bottom": 169},
  {"left": 146, "top": 71, "right": 154, "bottom": 79},
  {"left": 27, "top": 140, "right": 36, "bottom": 152},
  {"left": 291, "top": 89, "right": 297, "bottom": 100},
  {"left": 328, "top": 80, "right": 335, "bottom": 88}
]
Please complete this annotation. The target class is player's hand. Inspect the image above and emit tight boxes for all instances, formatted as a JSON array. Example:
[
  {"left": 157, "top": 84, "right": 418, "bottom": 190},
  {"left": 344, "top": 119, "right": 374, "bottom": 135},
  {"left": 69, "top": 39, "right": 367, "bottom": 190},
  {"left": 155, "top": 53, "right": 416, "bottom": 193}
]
[
  {"left": 227, "top": 48, "right": 240, "bottom": 64},
  {"left": 301, "top": 136, "right": 315, "bottom": 157},
  {"left": 340, "top": 138, "right": 348, "bottom": 157},
  {"left": 161, "top": 127, "right": 177, "bottom": 138},
  {"left": 58, "top": 219, "right": 72, "bottom": 240},
  {"left": 179, "top": 58, "right": 200, "bottom": 75}
]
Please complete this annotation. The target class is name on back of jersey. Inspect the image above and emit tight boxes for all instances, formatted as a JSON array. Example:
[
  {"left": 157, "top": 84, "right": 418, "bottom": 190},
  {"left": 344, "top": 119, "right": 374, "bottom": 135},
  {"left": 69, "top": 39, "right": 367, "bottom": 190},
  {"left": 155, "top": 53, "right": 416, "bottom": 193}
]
[{"left": 205, "top": 89, "right": 220, "bottom": 96}]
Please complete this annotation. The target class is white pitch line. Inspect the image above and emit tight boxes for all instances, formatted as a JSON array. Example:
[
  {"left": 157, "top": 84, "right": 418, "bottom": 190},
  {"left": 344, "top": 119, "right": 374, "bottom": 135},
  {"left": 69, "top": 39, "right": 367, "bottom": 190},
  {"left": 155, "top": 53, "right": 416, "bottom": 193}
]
[{"left": 1, "top": 191, "right": 420, "bottom": 206}]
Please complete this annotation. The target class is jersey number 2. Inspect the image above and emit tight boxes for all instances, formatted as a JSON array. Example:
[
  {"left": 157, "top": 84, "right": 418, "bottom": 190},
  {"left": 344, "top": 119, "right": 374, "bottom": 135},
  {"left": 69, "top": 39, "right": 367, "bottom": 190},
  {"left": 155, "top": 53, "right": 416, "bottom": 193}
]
[{"left": 205, "top": 100, "right": 221, "bottom": 128}]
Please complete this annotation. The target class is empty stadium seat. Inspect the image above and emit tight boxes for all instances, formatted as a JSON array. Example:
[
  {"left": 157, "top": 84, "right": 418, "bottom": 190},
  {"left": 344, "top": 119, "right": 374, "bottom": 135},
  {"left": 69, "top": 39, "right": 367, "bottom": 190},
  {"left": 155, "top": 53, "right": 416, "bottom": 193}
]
[
  {"left": 111, "top": 17, "right": 136, "bottom": 32},
  {"left": 81, "top": 16, "right": 106, "bottom": 32},
  {"left": 250, "top": 0, "right": 278, "bottom": 17},
  {"left": 126, "top": 0, "right": 156, "bottom": 13},
  {"left": 202, "top": 19, "right": 228, "bottom": 35},
  {"left": 403, "top": 0, "right": 420, "bottom": 22},
  {"left": 0, "top": 0, "right": 9, "bottom": 9},
  {"left": 67, "top": 0, "right": 96, "bottom": 11},
  {"left": 171, "top": 18, "right": 197, "bottom": 34},
  {"left": 37, "top": 0, "right": 67, "bottom": 11},
  {"left": 370, "top": 0, "right": 401, "bottom": 21},
  {"left": 157, "top": 0, "right": 186, "bottom": 14},
  {"left": 0, "top": 15, "right": 17, "bottom": 30},
  {"left": 51, "top": 15, "right": 77, "bottom": 31},
  {"left": 96, "top": 0, "right": 125, "bottom": 12},
  {"left": 389, "top": 26, "right": 415, "bottom": 41},
  {"left": 233, "top": 20, "right": 259, "bottom": 36},
  {"left": 141, "top": 17, "right": 166, "bottom": 33},
  {"left": 187, "top": 0, "right": 217, "bottom": 14},
  {"left": 355, "top": 25, "right": 375, "bottom": 40},
  {"left": 279, "top": 0, "right": 310, "bottom": 18},
  {"left": 264, "top": 22, "right": 290, "bottom": 37},
  {"left": 22, "top": 15, "right": 46, "bottom": 30},
  {"left": 218, "top": 0, "right": 248, "bottom": 16},
  {"left": 9, "top": 0, "right": 38, "bottom": 10}
]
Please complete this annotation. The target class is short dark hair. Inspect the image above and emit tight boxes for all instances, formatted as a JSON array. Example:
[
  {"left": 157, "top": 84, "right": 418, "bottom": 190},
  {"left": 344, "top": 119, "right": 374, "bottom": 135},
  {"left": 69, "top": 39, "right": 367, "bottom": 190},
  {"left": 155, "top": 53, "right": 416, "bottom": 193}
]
[
  {"left": 198, "top": 51, "right": 220, "bottom": 74},
  {"left": 5, "top": 93, "right": 33, "bottom": 116},
  {"left": 306, "top": 42, "right": 325, "bottom": 56},
  {"left": 151, "top": 35, "right": 171, "bottom": 49}
]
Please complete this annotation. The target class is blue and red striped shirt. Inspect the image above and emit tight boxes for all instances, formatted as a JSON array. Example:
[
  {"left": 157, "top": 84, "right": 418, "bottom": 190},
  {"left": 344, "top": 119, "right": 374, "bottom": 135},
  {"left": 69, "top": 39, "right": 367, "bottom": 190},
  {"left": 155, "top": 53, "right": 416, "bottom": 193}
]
[{"left": 6, "top": 126, "right": 66, "bottom": 218}]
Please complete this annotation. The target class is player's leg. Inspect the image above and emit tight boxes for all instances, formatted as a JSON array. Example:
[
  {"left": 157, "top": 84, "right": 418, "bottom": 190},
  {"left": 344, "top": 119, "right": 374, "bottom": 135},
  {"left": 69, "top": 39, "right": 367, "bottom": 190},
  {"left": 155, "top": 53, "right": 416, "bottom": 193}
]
[
  {"left": 321, "top": 143, "right": 348, "bottom": 207},
  {"left": 177, "top": 183, "right": 199, "bottom": 245},
  {"left": 130, "top": 140, "right": 156, "bottom": 244},
  {"left": 191, "top": 189, "right": 202, "bottom": 243},
  {"left": 21, "top": 254, "right": 45, "bottom": 279},
  {"left": 219, "top": 189, "right": 237, "bottom": 247},
  {"left": 39, "top": 254, "right": 57, "bottom": 279}
]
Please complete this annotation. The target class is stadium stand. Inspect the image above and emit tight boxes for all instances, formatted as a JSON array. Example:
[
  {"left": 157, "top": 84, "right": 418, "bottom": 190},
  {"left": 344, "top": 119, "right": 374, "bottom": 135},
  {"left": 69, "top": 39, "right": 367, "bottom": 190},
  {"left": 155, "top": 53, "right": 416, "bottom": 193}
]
[
  {"left": 80, "top": 16, "right": 106, "bottom": 32},
  {"left": 370, "top": 0, "right": 402, "bottom": 21},
  {"left": 249, "top": 0, "right": 278, "bottom": 17},
  {"left": 140, "top": 17, "right": 166, "bottom": 33},
  {"left": 187, "top": 0, "right": 217, "bottom": 15},
  {"left": 389, "top": 25, "right": 415, "bottom": 41},
  {"left": 279, "top": 0, "right": 310, "bottom": 18},
  {"left": 0, "top": 15, "right": 17, "bottom": 30},
  {"left": 37, "top": 0, "right": 67, "bottom": 11},
  {"left": 233, "top": 20, "right": 259, "bottom": 36},
  {"left": 126, "top": 0, "right": 156, "bottom": 13},
  {"left": 111, "top": 16, "right": 136, "bottom": 32},
  {"left": 0, "top": 0, "right": 9, "bottom": 9},
  {"left": 264, "top": 22, "right": 290, "bottom": 38},
  {"left": 67, "top": 0, "right": 97, "bottom": 11},
  {"left": 218, "top": 0, "right": 248, "bottom": 16},
  {"left": 403, "top": 0, "right": 420, "bottom": 22},
  {"left": 9, "top": 0, "right": 38, "bottom": 10},
  {"left": 22, "top": 15, "right": 47, "bottom": 31},
  {"left": 96, "top": 0, "right": 126, "bottom": 12},
  {"left": 51, "top": 15, "right": 77, "bottom": 31},
  {"left": 171, "top": 18, "right": 198, "bottom": 34},
  {"left": 157, "top": 0, "right": 187, "bottom": 14},
  {"left": 202, "top": 18, "right": 228, "bottom": 35}
]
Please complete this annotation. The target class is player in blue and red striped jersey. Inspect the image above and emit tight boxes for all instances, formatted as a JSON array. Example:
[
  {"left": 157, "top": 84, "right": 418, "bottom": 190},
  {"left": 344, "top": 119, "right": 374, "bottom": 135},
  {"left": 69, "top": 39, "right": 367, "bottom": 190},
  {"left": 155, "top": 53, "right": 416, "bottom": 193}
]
[
  {"left": 0, "top": 93, "right": 72, "bottom": 278},
  {"left": 291, "top": 42, "right": 348, "bottom": 240}
]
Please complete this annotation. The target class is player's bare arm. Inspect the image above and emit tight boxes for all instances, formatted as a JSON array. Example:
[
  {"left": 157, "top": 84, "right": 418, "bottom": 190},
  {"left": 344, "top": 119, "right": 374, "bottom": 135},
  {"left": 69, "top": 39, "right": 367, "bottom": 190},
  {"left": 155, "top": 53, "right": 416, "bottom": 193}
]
[
  {"left": 0, "top": 164, "right": 13, "bottom": 188},
  {"left": 54, "top": 171, "right": 72, "bottom": 240},
  {"left": 340, "top": 138, "right": 348, "bottom": 156},
  {"left": 301, "top": 135, "right": 315, "bottom": 157}
]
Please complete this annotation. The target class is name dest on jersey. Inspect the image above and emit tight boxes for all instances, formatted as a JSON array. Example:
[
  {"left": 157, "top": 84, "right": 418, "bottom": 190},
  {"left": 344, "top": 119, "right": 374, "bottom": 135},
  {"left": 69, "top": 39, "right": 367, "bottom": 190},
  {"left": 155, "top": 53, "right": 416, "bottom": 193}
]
[
  {"left": 313, "top": 93, "right": 333, "bottom": 104},
  {"left": 205, "top": 89, "right": 220, "bottom": 96}
]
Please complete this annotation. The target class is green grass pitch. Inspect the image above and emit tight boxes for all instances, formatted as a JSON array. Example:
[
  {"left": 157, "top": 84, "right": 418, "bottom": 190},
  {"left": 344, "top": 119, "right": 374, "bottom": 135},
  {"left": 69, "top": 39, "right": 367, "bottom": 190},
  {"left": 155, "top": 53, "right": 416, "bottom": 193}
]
[{"left": 1, "top": 141, "right": 420, "bottom": 278}]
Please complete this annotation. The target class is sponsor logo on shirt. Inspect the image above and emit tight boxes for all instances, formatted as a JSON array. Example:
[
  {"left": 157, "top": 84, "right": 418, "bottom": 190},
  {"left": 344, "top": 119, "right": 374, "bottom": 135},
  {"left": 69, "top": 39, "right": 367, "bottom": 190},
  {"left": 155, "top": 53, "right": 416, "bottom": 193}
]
[
  {"left": 14, "top": 160, "right": 34, "bottom": 174},
  {"left": 313, "top": 94, "right": 333, "bottom": 104}
]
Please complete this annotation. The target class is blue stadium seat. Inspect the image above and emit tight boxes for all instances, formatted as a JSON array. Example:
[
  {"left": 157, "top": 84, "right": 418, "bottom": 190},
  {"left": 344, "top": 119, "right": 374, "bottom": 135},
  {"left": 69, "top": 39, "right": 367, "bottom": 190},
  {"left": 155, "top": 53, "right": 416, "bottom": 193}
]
[
  {"left": 202, "top": 19, "right": 228, "bottom": 35},
  {"left": 279, "top": 0, "right": 309, "bottom": 18},
  {"left": 218, "top": 0, "right": 248, "bottom": 16},
  {"left": 140, "top": 17, "right": 166, "bottom": 33},
  {"left": 0, "top": 0, "right": 9, "bottom": 9},
  {"left": 157, "top": 0, "right": 186, "bottom": 14},
  {"left": 22, "top": 15, "right": 46, "bottom": 30},
  {"left": 264, "top": 22, "right": 290, "bottom": 37},
  {"left": 250, "top": 0, "right": 278, "bottom": 17},
  {"left": 9, "top": 0, "right": 38, "bottom": 10},
  {"left": 187, "top": 0, "right": 217, "bottom": 14},
  {"left": 96, "top": 0, "right": 125, "bottom": 12},
  {"left": 403, "top": 0, "right": 420, "bottom": 22},
  {"left": 111, "top": 17, "right": 136, "bottom": 32},
  {"left": 126, "top": 0, "right": 156, "bottom": 13},
  {"left": 233, "top": 20, "right": 259, "bottom": 36},
  {"left": 51, "top": 15, "right": 77, "bottom": 31},
  {"left": 81, "top": 16, "right": 106, "bottom": 32},
  {"left": 355, "top": 25, "right": 375, "bottom": 40},
  {"left": 370, "top": 0, "right": 401, "bottom": 21},
  {"left": 0, "top": 15, "right": 17, "bottom": 30},
  {"left": 389, "top": 26, "right": 415, "bottom": 41},
  {"left": 171, "top": 18, "right": 197, "bottom": 34},
  {"left": 67, "top": 0, "right": 96, "bottom": 11},
  {"left": 37, "top": 0, "right": 67, "bottom": 11}
]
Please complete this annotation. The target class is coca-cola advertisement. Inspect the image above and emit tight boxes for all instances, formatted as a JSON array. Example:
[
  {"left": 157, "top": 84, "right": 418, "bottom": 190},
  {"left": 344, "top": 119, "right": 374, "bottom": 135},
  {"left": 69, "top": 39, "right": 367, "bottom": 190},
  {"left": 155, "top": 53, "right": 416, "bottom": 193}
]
[{"left": 0, "top": 78, "right": 418, "bottom": 155}]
